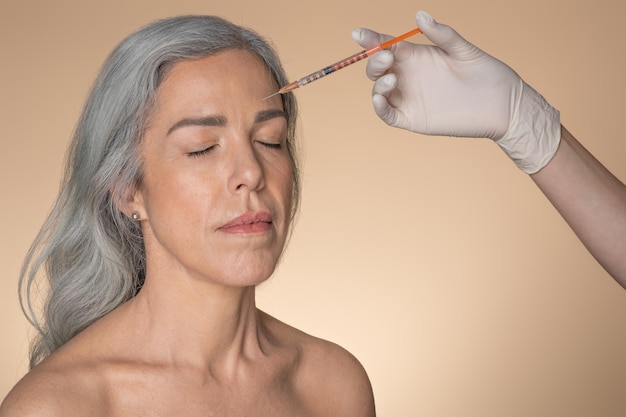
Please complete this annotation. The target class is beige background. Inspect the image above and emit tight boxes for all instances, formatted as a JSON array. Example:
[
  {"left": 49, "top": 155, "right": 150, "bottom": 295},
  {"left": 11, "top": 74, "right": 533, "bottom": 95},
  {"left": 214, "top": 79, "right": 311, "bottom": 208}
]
[{"left": 2, "top": 0, "right": 626, "bottom": 415}]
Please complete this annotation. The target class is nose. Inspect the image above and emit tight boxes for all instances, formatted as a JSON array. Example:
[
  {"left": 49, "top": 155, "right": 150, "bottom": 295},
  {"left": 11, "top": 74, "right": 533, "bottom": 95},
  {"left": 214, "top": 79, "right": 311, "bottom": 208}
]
[{"left": 227, "top": 140, "right": 265, "bottom": 194}]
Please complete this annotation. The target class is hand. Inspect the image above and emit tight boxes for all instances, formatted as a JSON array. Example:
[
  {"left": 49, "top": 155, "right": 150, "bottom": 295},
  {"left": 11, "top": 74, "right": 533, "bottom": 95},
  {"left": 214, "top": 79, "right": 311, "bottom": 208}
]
[{"left": 352, "top": 11, "right": 561, "bottom": 174}]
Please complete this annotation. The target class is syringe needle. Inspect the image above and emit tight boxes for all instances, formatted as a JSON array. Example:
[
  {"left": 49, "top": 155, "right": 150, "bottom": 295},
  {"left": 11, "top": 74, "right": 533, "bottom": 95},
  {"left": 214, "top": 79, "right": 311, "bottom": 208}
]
[
  {"left": 263, "top": 91, "right": 281, "bottom": 101},
  {"left": 263, "top": 27, "right": 421, "bottom": 100},
  {"left": 263, "top": 81, "right": 300, "bottom": 100}
]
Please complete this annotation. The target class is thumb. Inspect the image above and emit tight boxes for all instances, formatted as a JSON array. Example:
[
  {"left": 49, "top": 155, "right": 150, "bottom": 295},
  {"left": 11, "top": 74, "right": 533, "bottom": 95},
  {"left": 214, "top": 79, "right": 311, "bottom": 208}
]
[{"left": 415, "top": 11, "right": 471, "bottom": 57}]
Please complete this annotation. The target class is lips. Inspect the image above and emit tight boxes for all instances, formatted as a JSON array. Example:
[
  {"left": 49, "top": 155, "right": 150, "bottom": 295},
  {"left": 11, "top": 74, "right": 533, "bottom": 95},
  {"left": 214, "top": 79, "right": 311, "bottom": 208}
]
[{"left": 218, "top": 211, "right": 273, "bottom": 234}]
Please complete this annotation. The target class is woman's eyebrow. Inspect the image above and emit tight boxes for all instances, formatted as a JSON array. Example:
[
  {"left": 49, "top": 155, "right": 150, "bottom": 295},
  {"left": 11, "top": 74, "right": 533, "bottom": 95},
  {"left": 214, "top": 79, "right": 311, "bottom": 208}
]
[
  {"left": 167, "top": 115, "right": 227, "bottom": 136},
  {"left": 166, "top": 110, "right": 285, "bottom": 136},
  {"left": 255, "top": 109, "right": 286, "bottom": 123}
]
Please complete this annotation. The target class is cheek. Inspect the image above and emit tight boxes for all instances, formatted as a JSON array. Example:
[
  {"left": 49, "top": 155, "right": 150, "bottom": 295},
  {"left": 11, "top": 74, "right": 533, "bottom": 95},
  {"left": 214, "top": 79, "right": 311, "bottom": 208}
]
[
  {"left": 140, "top": 161, "right": 212, "bottom": 220},
  {"left": 273, "top": 158, "right": 294, "bottom": 209}
]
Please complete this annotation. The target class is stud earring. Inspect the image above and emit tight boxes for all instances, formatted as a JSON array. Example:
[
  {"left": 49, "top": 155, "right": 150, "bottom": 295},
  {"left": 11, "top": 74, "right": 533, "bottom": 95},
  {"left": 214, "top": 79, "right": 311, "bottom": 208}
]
[{"left": 131, "top": 212, "right": 140, "bottom": 221}]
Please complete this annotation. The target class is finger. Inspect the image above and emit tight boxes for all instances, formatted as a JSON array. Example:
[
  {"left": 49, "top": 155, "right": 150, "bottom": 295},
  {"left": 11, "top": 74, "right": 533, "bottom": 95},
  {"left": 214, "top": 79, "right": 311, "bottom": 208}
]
[
  {"left": 372, "top": 73, "right": 397, "bottom": 96},
  {"left": 372, "top": 94, "right": 401, "bottom": 127},
  {"left": 365, "top": 50, "right": 394, "bottom": 81},
  {"left": 351, "top": 27, "right": 390, "bottom": 49},
  {"left": 414, "top": 10, "right": 472, "bottom": 57}
]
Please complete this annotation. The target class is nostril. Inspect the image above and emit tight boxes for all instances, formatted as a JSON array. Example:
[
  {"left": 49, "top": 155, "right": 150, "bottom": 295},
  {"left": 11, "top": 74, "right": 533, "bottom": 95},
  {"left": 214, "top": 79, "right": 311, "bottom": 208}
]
[{"left": 230, "top": 161, "right": 264, "bottom": 193}]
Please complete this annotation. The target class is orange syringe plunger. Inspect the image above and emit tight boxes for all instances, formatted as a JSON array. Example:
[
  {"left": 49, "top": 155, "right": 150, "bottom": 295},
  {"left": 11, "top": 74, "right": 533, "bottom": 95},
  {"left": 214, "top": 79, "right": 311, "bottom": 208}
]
[{"left": 264, "top": 27, "right": 422, "bottom": 99}]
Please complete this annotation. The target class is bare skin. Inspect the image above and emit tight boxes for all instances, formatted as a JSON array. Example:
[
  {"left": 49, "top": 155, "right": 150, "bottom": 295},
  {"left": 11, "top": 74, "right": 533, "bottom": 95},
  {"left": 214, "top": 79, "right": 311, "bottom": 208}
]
[
  {"left": 1, "top": 303, "right": 374, "bottom": 416},
  {"left": 0, "top": 49, "right": 376, "bottom": 416},
  {"left": 531, "top": 126, "right": 626, "bottom": 288}
]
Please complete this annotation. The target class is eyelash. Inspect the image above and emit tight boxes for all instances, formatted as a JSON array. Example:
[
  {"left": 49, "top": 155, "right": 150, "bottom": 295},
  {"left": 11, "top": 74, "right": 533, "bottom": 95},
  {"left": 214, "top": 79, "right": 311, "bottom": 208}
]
[
  {"left": 259, "top": 141, "right": 283, "bottom": 150},
  {"left": 188, "top": 146, "right": 215, "bottom": 158},
  {"left": 187, "top": 140, "right": 284, "bottom": 158}
]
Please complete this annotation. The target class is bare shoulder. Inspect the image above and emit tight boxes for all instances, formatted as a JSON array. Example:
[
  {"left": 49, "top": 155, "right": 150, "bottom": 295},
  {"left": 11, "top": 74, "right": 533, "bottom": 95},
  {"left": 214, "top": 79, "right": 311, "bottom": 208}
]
[
  {"left": 260, "top": 311, "right": 376, "bottom": 417},
  {"left": 0, "top": 353, "right": 105, "bottom": 417},
  {"left": 1, "top": 368, "right": 67, "bottom": 417},
  {"left": 298, "top": 335, "right": 376, "bottom": 417}
]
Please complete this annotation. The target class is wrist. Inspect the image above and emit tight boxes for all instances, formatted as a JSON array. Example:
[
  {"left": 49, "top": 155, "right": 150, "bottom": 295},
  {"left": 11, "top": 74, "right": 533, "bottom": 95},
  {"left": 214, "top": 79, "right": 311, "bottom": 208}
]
[{"left": 495, "top": 80, "right": 561, "bottom": 174}]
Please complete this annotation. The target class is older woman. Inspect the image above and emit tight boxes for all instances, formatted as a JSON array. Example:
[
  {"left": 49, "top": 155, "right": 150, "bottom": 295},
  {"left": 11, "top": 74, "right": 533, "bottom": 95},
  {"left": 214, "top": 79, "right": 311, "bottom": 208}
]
[{"left": 0, "top": 16, "right": 375, "bottom": 416}]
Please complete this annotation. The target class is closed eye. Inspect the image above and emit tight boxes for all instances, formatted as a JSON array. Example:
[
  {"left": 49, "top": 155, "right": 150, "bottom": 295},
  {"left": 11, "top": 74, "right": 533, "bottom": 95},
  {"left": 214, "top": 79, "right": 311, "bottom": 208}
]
[
  {"left": 258, "top": 141, "right": 283, "bottom": 150},
  {"left": 188, "top": 146, "right": 216, "bottom": 157}
]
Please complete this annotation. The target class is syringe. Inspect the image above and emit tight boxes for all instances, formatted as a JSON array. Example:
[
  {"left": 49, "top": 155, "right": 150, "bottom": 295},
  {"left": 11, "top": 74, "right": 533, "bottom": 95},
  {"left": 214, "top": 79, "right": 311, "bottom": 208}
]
[{"left": 264, "top": 27, "right": 422, "bottom": 99}]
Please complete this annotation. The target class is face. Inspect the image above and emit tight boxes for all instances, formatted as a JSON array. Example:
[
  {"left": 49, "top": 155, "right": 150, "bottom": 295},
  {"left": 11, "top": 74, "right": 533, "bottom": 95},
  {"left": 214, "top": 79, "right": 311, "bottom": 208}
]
[{"left": 130, "top": 49, "right": 292, "bottom": 288}]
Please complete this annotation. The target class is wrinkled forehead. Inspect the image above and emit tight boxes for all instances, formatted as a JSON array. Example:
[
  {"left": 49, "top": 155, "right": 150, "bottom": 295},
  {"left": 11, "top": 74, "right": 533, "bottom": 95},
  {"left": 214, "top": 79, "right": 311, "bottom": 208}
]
[{"left": 144, "top": 49, "right": 282, "bottom": 128}]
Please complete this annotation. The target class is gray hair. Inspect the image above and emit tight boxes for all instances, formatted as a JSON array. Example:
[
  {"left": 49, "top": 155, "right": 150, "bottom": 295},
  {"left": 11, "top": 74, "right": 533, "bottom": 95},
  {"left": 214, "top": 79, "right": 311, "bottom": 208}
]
[{"left": 19, "top": 15, "right": 300, "bottom": 369}]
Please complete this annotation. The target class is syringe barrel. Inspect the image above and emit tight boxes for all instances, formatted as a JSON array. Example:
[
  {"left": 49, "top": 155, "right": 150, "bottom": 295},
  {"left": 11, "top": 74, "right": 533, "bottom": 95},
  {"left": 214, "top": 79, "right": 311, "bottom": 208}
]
[{"left": 297, "top": 49, "right": 370, "bottom": 87}]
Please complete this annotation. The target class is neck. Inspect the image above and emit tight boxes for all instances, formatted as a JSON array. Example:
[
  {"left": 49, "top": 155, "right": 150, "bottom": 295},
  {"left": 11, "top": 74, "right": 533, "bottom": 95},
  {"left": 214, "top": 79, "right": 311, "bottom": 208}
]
[{"left": 121, "top": 274, "right": 265, "bottom": 371}]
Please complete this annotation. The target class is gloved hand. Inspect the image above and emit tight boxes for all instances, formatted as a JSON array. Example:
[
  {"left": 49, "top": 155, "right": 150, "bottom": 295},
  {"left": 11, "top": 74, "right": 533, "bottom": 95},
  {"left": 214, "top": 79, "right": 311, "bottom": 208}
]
[{"left": 351, "top": 11, "right": 561, "bottom": 174}]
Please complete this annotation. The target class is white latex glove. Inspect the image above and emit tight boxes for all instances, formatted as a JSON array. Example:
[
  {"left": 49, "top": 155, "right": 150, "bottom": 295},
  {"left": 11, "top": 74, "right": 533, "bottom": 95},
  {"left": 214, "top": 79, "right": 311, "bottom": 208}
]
[{"left": 351, "top": 11, "right": 561, "bottom": 174}]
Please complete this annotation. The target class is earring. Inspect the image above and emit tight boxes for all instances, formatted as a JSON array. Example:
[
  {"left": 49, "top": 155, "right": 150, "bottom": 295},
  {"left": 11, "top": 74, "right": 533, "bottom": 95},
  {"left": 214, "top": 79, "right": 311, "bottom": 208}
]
[{"left": 131, "top": 212, "right": 140, "bottom": 221}]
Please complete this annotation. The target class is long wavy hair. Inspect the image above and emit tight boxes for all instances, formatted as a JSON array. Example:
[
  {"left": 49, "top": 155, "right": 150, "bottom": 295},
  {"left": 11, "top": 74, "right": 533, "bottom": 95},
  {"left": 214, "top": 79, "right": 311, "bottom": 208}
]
[{"left": 19, "top": 15, "right": 300, "bottom": 369}]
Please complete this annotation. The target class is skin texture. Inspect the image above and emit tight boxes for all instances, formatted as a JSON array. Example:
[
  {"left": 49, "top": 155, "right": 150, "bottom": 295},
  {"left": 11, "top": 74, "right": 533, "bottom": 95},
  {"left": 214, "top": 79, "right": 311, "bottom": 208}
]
[
  {"left": 531, "top": 126, "right": 626, "bottom": 289},
  {"left": 0, "top": 49, "right": 376, "bottom": 417}
]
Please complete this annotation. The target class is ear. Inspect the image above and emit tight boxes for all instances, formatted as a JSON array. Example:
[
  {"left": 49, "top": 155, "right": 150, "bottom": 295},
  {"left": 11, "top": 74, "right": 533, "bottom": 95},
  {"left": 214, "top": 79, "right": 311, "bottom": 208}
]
[{"left": 110, "top": 181, "right": 147, "bottom": 221}]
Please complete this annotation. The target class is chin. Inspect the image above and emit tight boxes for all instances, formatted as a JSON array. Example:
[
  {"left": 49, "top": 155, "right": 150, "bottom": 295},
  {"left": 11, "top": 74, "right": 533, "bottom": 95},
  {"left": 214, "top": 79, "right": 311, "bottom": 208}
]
[{"left": 220, "top": 260, "right": 279, "bottom": 288}]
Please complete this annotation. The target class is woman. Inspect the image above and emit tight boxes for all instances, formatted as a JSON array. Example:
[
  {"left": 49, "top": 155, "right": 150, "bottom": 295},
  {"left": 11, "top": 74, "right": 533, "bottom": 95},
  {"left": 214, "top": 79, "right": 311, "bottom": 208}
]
[{"left": 0, "top": 15, "right": 375, "bottom": 416}]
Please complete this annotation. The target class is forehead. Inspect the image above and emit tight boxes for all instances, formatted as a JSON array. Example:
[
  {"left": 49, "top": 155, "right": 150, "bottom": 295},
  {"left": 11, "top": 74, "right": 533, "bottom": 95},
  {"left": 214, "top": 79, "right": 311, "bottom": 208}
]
[
  {"left": 150, "top": 49, "right": 282, "bottom": 125},
  {"left": 159, "top": 49, "right": 275, "bottom": 98}
]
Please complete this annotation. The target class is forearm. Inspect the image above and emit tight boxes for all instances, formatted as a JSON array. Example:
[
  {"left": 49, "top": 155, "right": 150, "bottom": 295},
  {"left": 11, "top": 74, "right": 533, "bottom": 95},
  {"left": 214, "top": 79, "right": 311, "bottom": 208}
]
[{"left": 531, "top": 126, "right": 626, "bottom": 288}]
